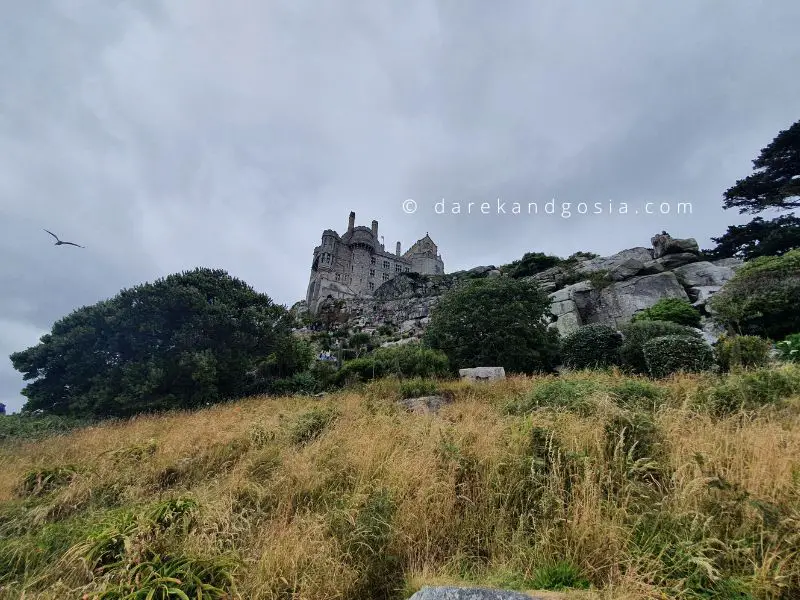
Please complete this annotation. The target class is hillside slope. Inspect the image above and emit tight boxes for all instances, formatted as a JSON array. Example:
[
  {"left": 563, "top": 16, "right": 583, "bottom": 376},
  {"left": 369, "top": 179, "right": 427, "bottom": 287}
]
[{"left": 2, "top": 366, "right": 800, "bottom": 599}]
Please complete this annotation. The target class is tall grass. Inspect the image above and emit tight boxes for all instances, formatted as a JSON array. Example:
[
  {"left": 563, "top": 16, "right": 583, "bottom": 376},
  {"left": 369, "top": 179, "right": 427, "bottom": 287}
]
[{"left": 0, "top": 366, "right": 799, "bottom": 599}]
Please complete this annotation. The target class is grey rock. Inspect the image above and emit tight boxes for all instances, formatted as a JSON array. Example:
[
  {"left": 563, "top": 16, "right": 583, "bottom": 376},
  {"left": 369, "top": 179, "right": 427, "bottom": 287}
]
[
  {"left": 467, "top": 265, "right": 498, "bottom": 276},
  {"left": 589, "top": 272, "right": 690, "bottom": 328},
  {"left": 673, "top": 261, "right": 735, "bottom": 287},
  {"left": 486, "top": 269, "right": 502, "bottom": 278},
  {"left": 712, "top": 257, "right": 745, "bottom": 271},
  {"left": 459, "top": 367, "right": 506, "bottom": 381},
  {"left": 649, "top": 252, "right": 700, "bottom": 270},
  {"left": 639, "top": 260, "right": 666, "bottom": 275},
  {"left": 607, "top": 258, "right": 646, "bottom": 281},
  {"left": 407, "top": 587, "right": 540, "bottom": 600},
  {"left": 398, "top": 394, "right": 452, "bottom": 414},
  {"left": 688, "top": 285, "right": 723, "bottom": 304},
  {"left": 577, "top": 247, "right": 653, "bottom": 274},
  {"left": 651, "top": 232, "right": 700, "bottom": 258}
]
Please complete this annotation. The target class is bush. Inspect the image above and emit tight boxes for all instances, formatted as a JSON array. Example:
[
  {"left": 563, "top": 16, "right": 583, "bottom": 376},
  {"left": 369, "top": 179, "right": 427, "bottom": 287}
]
[
  {"left": 642, "top": 335, "right": 715, "bottom": 378},
  {"left": 776, "top": 333, "right": 800, "bottom": 363},
  {"left": 506, "top": 378, "right": 601, "bottom": 416},
  {"left": 620, "top": 320, "right": 703, "bottom": 374},
  {"left": 698, "top": 366, "right": 800, "bottom": 416},
  {"left": 609, "top": 379, "right": 666, "bottom": 411},
  {"left": 631, "top": 297, "right": 702, "bottom": 328},
  {"left": 709, "top": 248, "right": 800, "bottom": 339},
  {"left": 398, "top": 378, "right": 440, "bottom": 399},
  {"left": 424, "top": 277, "right": 560, "bottom": 374},
  {"left": 334, "top": 344, "right": 450, "bottom": 386},
  {"left": 560, "top": 324, "right": 622, "bottom": 370},
  {"left": 715, "top": 335, "right": 773, "bottom": 371}
]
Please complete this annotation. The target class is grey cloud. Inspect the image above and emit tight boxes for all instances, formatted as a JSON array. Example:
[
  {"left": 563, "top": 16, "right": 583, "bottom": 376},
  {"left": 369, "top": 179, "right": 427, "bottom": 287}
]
[{"left": 2, "top": 0, "right": 799, "bottom": 412}]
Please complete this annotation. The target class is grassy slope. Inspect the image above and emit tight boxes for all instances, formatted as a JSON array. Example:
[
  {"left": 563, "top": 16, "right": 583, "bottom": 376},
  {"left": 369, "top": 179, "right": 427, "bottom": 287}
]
[{"left": 1, "top": 366, "right": 800, "bottom": 599}]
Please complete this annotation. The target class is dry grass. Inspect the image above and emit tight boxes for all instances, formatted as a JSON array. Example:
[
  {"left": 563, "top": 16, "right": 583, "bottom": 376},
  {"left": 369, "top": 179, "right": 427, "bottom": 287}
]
[{"left": 1, "top": 366, "right": 800, "bottom": 599}]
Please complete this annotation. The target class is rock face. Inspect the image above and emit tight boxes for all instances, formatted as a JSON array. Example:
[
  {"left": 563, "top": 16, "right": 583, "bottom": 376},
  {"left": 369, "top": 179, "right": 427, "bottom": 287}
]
[
  {"left": 549, "top": 272, "right": 690, "bottom": 333},
  {"left": 407, "top": 587, "right": 540, "bottom": 600},
  {"left": 459, "top": 367, "right": 506, "bottom": 381},
  {"left": 651, "top": 232, "right": 700, "bottom": 258}
]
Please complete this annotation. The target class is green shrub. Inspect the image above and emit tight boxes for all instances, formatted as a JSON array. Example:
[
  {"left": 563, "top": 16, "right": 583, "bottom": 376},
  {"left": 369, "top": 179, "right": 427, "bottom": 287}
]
[
  {"left": 776, "top": 333, "right": 800, "bottom": 363},
  {"left": 631, "top": 297, "right": 702, "bottom": 328},
  {"left": 398, "top": 378, "right": 440, "bottom": 399},
  {"left": 698, "top": 366, "right": 800, "bottom": 416},
  {"left": 528, "top": 561, "right": 590, "bottom": 591},
  {"left": 560, "top": 324, "right": 622, "bottom": 370},
  {"left": 620, "top": 320, "right": 703, "bottom": 374},
  {"left": 268, "top": 371, "right": 321, "bottom": 396},
  {"left": 642, "top": 335, "right": 715, "bottom": 378},
  {"left": 506, "top": 378, "right": 600, "bottom": 416},
  {"left": 335, "top": 344, "right": 450, "bottom": 386},
  {"left": 609, "top": 379, "right": 666, "bottom": 411},
  {"left": 709, "top": 248, "right": 800, "bottom": 339},
  {"left": 715, "top": 335, "right": 773, "bottom": 371}
]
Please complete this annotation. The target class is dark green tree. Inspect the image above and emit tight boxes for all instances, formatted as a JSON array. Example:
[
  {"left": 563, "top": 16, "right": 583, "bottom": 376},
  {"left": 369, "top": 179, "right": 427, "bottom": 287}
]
[
  {"left": 10, "top": 268, "right": 299, "bottom": 417},
  {"left": 723, "top": 120, "right": 800, "bottom": 214},
  {"left": 423, "top": 277, "right": 560, "bottom": 373},
  {"left": 704, "top": 214, "right": 800, "bottom": 260}
]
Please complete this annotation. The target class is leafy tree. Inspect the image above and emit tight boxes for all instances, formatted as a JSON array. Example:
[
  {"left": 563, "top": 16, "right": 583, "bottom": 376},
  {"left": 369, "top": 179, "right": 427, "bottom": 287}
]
[
  {"left": 10, "top": 268, "right": 299, "bottom": 417},
  {"left": 704, "top": 214, "right": 800, "bottom": 260},
  {"left": 723, "top": 119, "right": 800, "bottom": 214},
  {"left": 630, "top": 298, "right": 702, "bottom": 328},
  {"left": 708, "top": 249, "right": 800, "bottom": 339},
  {"left": 423, "top": 277, "right": 560, "bottom": 373}
]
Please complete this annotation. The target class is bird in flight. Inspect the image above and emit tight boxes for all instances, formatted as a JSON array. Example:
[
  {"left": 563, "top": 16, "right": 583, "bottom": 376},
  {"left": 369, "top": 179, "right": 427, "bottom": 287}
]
[{"left": 44, "top": 229, "right": 85, "bottom": 248}]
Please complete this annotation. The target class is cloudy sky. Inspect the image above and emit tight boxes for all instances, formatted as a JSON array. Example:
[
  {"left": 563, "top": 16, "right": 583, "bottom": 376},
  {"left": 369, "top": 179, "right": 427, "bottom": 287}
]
[{"left": 1, "top": 1, "right": 799, "bottom": 412}]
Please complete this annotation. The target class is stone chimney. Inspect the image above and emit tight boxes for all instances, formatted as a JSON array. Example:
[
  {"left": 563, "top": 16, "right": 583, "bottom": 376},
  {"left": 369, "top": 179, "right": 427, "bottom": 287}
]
[
  {"left": 348, "top": 211, "right": 355, "bottom": 233},
  {"left": 371, "top": 220, "right": 378, "bottom": 238},
  {"left": 396, "top": 241, "right": 401, "bottom": 256}
]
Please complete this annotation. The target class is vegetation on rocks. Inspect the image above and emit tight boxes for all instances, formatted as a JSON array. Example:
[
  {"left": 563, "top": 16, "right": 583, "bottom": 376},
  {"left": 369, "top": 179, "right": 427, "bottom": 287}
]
[
  {"left": 630, "top": 297, "right": 702, "bottom": 328},
  {"left": 560, "top": 324, "right": 622, "bottom": 370},
  {"left": 709, "top": 248, "right": 800, "bottom": 339}
]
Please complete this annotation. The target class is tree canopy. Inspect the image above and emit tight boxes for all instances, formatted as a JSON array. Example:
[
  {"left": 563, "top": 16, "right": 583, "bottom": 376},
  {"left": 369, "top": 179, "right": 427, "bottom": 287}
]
[
  {"left": 10, "top": 268, "right": 302, "bottom": 417},
  {"left": 704, "top": 214, "right": 800, "bottom": 260},
  {"left": 723, "top": 119, "right": 800, "bottom": 214},
  {"left": 423, "top": 276, "right": 560, "bottom": 374}
]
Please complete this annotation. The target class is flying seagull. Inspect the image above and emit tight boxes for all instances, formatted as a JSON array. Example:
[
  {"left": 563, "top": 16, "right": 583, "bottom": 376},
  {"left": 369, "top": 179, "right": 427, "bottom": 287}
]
[{"left": 43, "top": 229, "right": 85, "bottom": 248}]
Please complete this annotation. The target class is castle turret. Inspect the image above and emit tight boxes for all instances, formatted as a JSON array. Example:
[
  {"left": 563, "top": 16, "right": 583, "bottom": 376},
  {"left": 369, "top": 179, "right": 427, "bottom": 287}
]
[
  {"left": 371, "top": 220, "right": 378, "bottom": 238},
  {"left": 396, "top": 241, "right": 401, "bottom": 256},
  {"left": 348, "top": 211, "right": 355, "bottom": 233}
]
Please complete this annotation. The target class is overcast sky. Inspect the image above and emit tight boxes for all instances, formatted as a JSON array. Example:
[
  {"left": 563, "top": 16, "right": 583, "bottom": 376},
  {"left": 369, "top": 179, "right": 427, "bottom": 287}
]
[{"left": 1, "top": 1, "right": 799, "bottom": 413}]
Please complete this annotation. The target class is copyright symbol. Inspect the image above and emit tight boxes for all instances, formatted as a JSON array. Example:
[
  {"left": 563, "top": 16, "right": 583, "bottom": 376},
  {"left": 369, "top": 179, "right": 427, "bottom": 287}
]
[{"left": 402, "top": 199, "right": 417, "bottom": 214}]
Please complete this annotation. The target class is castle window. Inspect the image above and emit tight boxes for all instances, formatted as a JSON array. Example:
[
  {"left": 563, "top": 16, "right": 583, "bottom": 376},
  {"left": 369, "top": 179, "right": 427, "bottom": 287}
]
[
  {"left": 395, "top": 264, "right": 401, "bottom": 273},
  {"left": 369, "top": 269, "right": 375, "bottom": 278},
  {"left": 335, "top": 273, "right": 340, "bottom": 281},
  {"left": 371, "top": 256, "right": 376, "bottom": 265},
  {"left": 383, "top": 260, "right": 389, "bottom": 269},
  {"left": 382, "top": 273, "right": 389, "bottom": 282},
  {"left": 369, "top": 282, "right": 374, "bottom": 291},
  {"left": 404, "top": 266, "right": 410, "bottom": 272}
]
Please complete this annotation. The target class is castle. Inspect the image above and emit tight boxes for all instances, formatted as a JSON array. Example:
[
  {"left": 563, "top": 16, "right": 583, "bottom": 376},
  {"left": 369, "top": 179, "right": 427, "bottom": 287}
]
[{"left": 305, "top": 211, "right": 445, "bottom": 313}]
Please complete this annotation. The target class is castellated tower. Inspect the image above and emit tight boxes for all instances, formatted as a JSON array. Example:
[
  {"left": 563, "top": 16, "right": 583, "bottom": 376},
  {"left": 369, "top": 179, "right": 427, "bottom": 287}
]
[{"left": 305, "top": 211, "right": 446, "bottom": 314}]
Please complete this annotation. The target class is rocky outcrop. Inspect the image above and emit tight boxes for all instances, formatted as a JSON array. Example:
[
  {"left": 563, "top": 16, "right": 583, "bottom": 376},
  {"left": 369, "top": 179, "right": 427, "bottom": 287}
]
[
  {"left": 301, "top": 231, "right": 744, "bottom": 343},
  {"left": 547, "top": 233, "right": 742, "bottom": 336},
  {"left": 549, "top": 272, "right": 690, "bottom": 334},
  {"left": 651, "top": 231, "right": 700, "bottom": 258}
]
